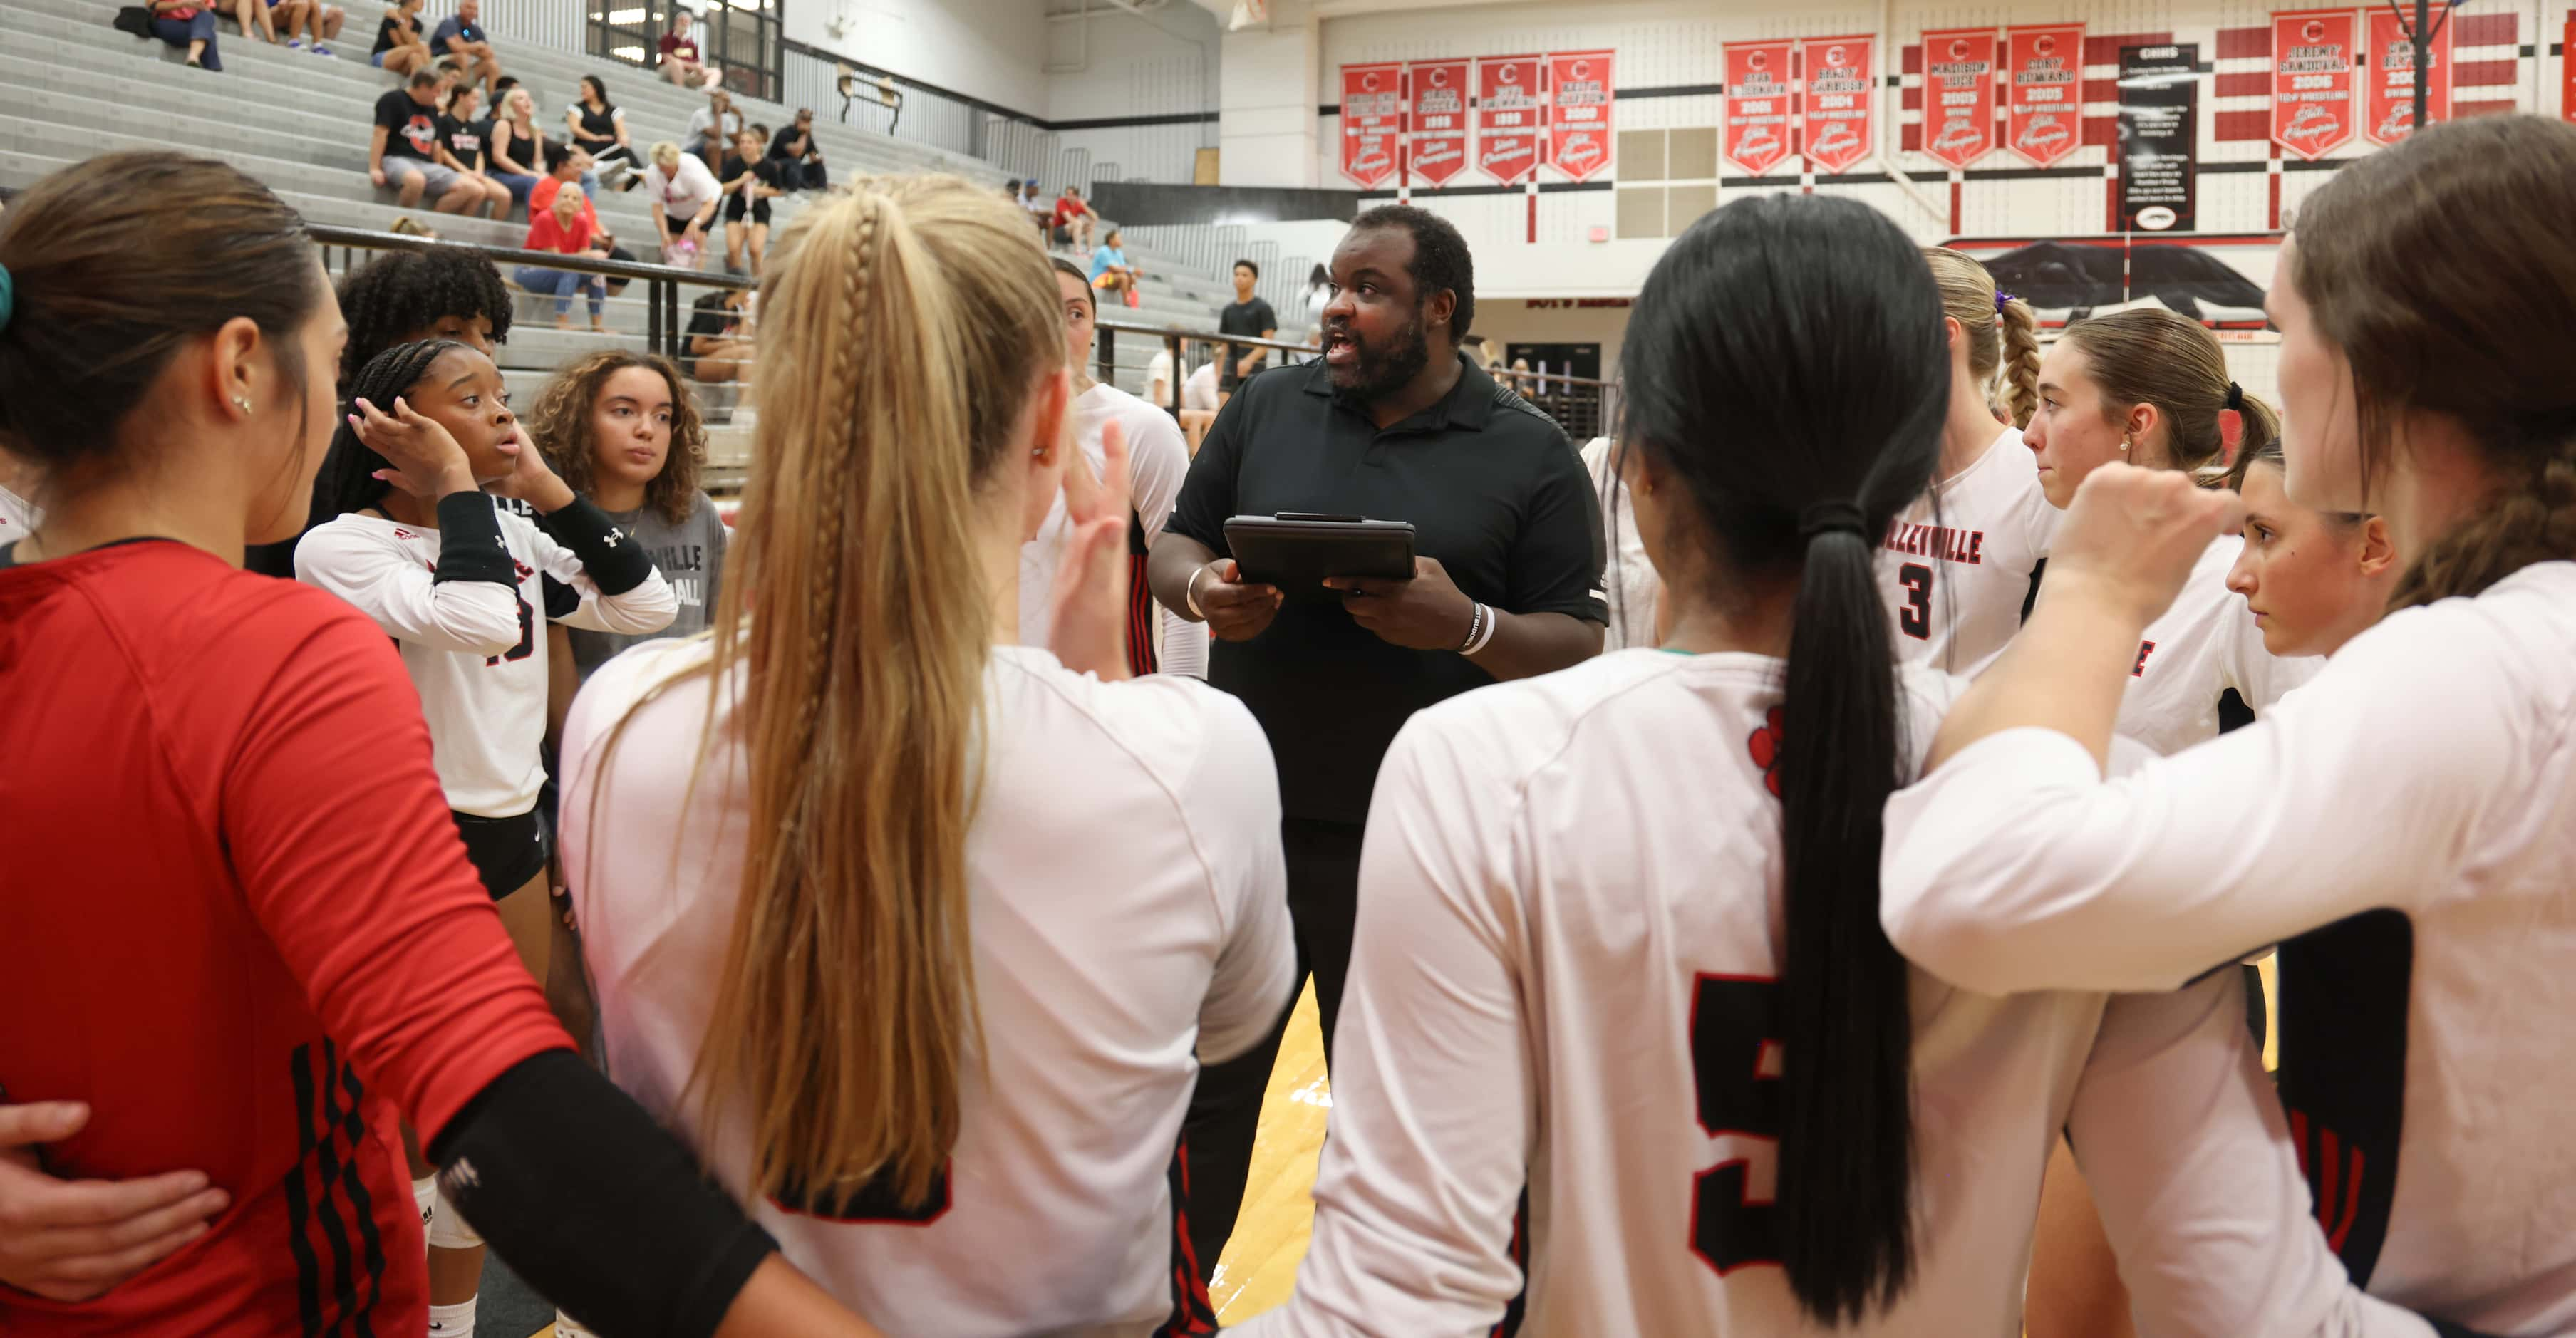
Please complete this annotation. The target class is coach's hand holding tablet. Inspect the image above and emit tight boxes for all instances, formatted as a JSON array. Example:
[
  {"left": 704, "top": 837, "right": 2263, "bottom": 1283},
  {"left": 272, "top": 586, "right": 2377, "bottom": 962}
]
[{"left": 1146, "top": 207, "right": 1606, "bottom": 1283}]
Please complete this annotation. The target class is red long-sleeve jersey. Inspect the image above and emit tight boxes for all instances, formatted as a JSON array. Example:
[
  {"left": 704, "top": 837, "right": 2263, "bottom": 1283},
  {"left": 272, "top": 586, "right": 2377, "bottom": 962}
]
[{"left": 0, "top": 539, "right": 571, "bottom": 1334}]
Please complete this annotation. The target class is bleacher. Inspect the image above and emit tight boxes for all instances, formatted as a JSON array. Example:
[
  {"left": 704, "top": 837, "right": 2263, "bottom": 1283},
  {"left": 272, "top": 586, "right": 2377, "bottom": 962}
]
[{"left": 0, "top": 0, "right": 1258, "bottom": 418}]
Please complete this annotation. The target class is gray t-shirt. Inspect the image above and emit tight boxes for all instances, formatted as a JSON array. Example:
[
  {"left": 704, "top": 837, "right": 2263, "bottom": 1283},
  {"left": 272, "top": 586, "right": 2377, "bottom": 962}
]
[{"left": 567, "top": 489, "right": 728, "bottom": 680}]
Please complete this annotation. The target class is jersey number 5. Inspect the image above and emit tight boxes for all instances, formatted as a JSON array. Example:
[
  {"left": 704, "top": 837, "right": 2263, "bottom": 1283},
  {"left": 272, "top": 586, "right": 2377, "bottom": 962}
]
[
  {"left": 1687, "top": 973, "right": 1784, "bottom": 1278},
  {"left": 485, "top": 593, "right": 535, "bottom": 667},
  {"left": 1897, "top": 563, "right": 1933, "bottom": 641}
]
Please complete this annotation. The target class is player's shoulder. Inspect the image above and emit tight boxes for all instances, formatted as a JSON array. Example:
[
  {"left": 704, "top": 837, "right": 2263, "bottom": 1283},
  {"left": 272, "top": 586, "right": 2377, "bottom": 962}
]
[
  {"left": 989, "top": 645, "right": 1281, "bottom": 833},
  {"left": 994, "top": 645, "right": 1267, "bottom": 766},
  {"left": 33, "top": 541, "right": 403, "bottom": 693},
  {"left": 1895, "top": 663, "right": 1974, "bottom": 779},
  {"left": 2337, "top": 561, "right": 2576, "bottom": 711},
  {"left": 569, "top": 634, "right": 715, "bottom": 749},
  {"left": 1397, "top": 650, "right": 1696, "bottom": 785}
]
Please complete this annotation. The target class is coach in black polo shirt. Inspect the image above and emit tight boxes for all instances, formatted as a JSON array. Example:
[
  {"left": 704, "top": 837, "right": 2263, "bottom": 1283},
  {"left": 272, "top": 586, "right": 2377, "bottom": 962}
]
[{"left": 1150, "top": 204, "right": 1604, "bottom": 1277}]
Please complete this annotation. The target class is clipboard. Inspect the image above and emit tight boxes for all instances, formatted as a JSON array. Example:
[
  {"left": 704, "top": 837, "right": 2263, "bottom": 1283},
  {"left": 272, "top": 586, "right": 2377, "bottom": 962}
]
[{"left": 1223, "top": 513, "right": 1417, "bottom": 594}]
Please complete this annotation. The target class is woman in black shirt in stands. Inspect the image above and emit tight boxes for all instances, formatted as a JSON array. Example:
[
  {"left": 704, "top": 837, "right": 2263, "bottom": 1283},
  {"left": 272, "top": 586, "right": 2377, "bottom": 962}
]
[
  {"left": 568, "top": 75, "right": 640, "bottom": 189},
  {"left": 717, "top": 128, "right": 780, "bottom": 278},
  {"left": 368, "top": 0, "right": 428, "bottom": 74}
]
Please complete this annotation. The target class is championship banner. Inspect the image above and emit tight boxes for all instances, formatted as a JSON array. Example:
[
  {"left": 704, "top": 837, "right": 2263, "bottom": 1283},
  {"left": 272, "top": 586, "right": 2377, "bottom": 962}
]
[
  {"left": 2566, "top": 16, "right": 2576, "bottom": 125},
  {"left": 1920, "top": 28, "right": 1999, "bottom": 169},
  {"left": 1548, "top": 50, "right": 1615, "bottom": 181},
  {"left": 2272, "top": 9, "right": 2359, "bottom": 161},
  {"left": 1476, "top": 54, "right": 1546, "bottom": 184},
  {"left": 1409, "top": 58, "right": 1471, "bottom": 186},
  {"left": 1800, "top": 35, "right": 1875, "bottom": 174},
  {"left": 2005, "top": 24, "right": 2084, "bottom": 167},
  {"left": 1338, "top": 61, "right": 1404, "bottom": 189},
  {"left": 1722, "top": 39, "right": 1796, "bottom": 174},
  {"left": 2362, "top": 6, "right": 2450, "bottom": 146},
  {"left": 2117, "top": 43, "right": 2199, "bottom": 232}
]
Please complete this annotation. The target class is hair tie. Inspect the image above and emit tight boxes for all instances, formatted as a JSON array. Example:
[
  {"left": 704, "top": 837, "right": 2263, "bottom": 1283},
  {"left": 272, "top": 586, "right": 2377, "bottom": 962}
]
[
  {"left": 1993, "top": 289, "right": 2018, "bottom": 314},
  {"left": 2223, "top": 381, "right": 2244, "bottom": 413},
  {"left": 2216, "top": 381, "right": 2247, "bottom": 464},
  {"left": 0, "top": 261, "right": 14, "bottom": 334},
  {"left": 1798, "top": 500, "right": 1868, "bottom": 541}
]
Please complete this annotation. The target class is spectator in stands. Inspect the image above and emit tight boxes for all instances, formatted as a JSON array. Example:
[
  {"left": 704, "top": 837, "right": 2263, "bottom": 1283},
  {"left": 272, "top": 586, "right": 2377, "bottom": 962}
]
[
  {"left": 226, "top": 0, "right": 288, "bottom": 48},
  {"left": 642, "top": 141, "right": 721, "bottom": 271},
  {"left": 531, "top": 147, "right": 598, "bottom": 231},
  {"left": 436, "top": 84, "right": 514, "bottom": 219},
  {"left": 684, "top": 88, "right": 739, "bottom": 177},
  {"left": 1005, "top": 177, "right": 1022, "bottom": 204},
  {"left": 488, "top": 85, "right": 556, "bottom": 212},
  {"left": 1216, "top": 259, "right": 1278, "bottom": 406},
  {"left": 1301, "top": 261, "right": 1331, "bottom": 352},
  {"left": 1179, "top": 341, "right": 1219, "bottom": 450},
  {"left": 428, "top": 0, "right": 500, "bottom": 96},
  {"left": 1021, "top": 180, "right": 1050, "bottom": 236},
  {"left": 373, "top": 68, "right": 485, "bottom": 214},
  {"left": 683, "top": 288, "right": 755, "bottom": 384},
  {"left": 1052, "top": 184, "right": 1094, "bottom": 254},
  {"left": 656, "top": 7, "right": 717, "bottom": 88},
  {"left": 516, "top": 182, "right": 609, "bottom": 333},
  {"left": 368, "top": 0, "right": 428, "bottom": 70},
  {"left": 285, "top": 0, "right": 343, "bottom": 51},
  {"left": 718, "top": 128, "right": 781, "bottom": 278},
  {"left": 1089, "top": 227, "right": 1139, "bottom": 303},
  {"left": 145, "top": 0, "right": 222, "bottom": 69},
  {"left": 568, "top": 74, "right": 640, "bottom": 188},
  {"left": 766, "top": 108, "right": 827, "bottom": 192}
]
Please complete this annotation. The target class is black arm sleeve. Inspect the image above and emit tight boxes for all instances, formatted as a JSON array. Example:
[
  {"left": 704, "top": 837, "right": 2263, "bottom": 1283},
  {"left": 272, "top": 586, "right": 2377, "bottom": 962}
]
[
  {"left": 429, "top": 1050, "right": 780, "bottom": 1338},
  {"left": 435, "top": 492, "right": 518, "bottom": 586},
  {"left": 534, "top": 495, "right": 654, "bottom": 596}
]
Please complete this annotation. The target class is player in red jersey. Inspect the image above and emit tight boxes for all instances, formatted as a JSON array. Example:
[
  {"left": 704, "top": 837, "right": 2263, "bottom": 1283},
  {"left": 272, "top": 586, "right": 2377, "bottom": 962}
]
[{"left": 0, "top": 152, "right": 881, "bottom": 1337}]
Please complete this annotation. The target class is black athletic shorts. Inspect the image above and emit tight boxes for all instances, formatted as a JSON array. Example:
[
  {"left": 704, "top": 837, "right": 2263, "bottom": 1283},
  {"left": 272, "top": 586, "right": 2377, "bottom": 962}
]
[
  {"left": 450, "top": 808, "right": 550, "bottom": 900},
  {"left": 723, "top": 192, "right": 770, "bottom": 226}
]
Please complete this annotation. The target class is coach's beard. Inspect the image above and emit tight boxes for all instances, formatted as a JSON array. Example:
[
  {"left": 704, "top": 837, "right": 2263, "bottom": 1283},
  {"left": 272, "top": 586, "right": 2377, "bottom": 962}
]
[{"left": 1326, "top": 312, "right": 1432, "bottom": 402}]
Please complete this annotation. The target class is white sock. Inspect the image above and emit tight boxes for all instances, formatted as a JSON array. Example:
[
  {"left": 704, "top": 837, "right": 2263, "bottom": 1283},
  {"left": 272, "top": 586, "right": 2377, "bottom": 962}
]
[
  {"left": 412, "top": 1176, "right": 436, "bottom": 1252},
  {"left": 553, "top": 1310, "right": 599, "bottom": 1338},
  {"left": 428, "top": 1296, "right": 477, "bottom": 1337}
]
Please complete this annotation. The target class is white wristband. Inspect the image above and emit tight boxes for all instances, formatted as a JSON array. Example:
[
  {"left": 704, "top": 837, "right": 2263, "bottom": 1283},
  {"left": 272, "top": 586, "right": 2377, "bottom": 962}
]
[
  {"left": 1463, "top": 602, "right": 1499, "bottom": 656},
  {"left": 1185, "top": 562, "right": 1216, "bottom": 621}
]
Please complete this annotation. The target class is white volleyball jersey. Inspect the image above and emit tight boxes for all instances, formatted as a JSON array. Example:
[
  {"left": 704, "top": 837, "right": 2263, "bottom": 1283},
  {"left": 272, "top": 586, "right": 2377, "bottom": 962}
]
[
  {"left": 562, "top": 639, "right": 1295, "bottom": 1338},
  {"left": 0, "top": 485, "right": 38, "bottom": 550},
  {"left": 2119, "top": 534, "right": 2322, "bottom": 756},
  {"left": 1886, "top": 561, "right": 2576, "bottom": 1334},
  {"left": 1019, "top": 381, "right": 1207, "bottom": 677},
  {"left": 1246, "top": 650, "right": 2424, "bottom": 1338},
  {"left": 296, "top": 499, "right": 676, "bottom": 816},
  {"left": 1875, "top": 428, "right": 2055, "bottom": 675}
]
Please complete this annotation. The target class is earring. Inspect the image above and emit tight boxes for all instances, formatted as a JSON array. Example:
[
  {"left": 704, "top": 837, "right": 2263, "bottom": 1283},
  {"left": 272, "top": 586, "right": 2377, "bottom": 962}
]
[
  {"left": 233, "top": 396, "right": 254, "bottom": 413},
  {"left": 1033, "top": 445, "right": 1050, "bottom": 461},
  {"left": 2119, "top": 435, "right": 2132, "bottom": 454}
]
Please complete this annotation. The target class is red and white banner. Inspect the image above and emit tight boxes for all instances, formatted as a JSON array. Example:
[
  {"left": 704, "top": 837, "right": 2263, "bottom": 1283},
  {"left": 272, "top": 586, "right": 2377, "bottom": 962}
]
[
  {"left": 1475, "top": 54, "right": 1546, "bottom": 184},
  {"left": 1548, "top": 50, "right": 1615, "bottom": 181},
  {"left": 2362, "top": 6, "right": 2451, "bottom": 146},
  {"left": 2565, "top": 16, "right": 2576, "bottom": 125},
  {"left": 1408, "top": 58, "right": 1470, "bottom": 186},
  {"left": 1919, "top": 28, "right": 1999, "bottom": 169},
  {"left": 1801, "top": 35, "right": 1876, "bottom": 174},
  {"left": 2005, "top": 24, "right": 2084, "bottom": 167},
  {"left": 2272, "top": 9, "right": 2359, "bottom": 161},
  {"left": 1338, "top": 61, "right": 1404, "bottom": 188},
  {"left": 1722, "top": 39, "right": 1796, "bottom": 174}
]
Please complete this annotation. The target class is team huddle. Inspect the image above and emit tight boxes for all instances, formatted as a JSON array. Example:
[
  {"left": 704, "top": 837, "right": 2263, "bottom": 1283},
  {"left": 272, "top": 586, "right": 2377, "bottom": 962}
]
[{"left": 3, "top": 112, "right": 2575, "bottom": 1338}]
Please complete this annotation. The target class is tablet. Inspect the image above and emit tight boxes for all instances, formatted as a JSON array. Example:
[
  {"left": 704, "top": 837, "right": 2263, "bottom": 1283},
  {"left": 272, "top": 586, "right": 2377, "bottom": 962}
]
[{"left": 1224, "top": 513, "right": 1417, "bottom": 594}]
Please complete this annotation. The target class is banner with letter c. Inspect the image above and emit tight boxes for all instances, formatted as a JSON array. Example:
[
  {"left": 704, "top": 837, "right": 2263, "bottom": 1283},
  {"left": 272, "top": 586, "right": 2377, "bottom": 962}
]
[
  {"left": 1722, "top": 39, "right": 1796, "bottom": 175},
  {"left": 1475, "top": 54, "right": 1546, "bottom": 184},
  {"left": 1407, "top": 58, "right": 1471, "bottom": 186},
  {"left": 2005, "top": 24, "right": 2084, "bottom": 167},
  {"left": 2362, "top": 6, "right": 2449, "bottom": 147},
  {"left": 2272, "top": 9, "right": 2359, "bottom": 161},
  {"left": 1920, "top": 28, "right": 1999, "bottom": 170},
  {"left": 1547, "top": 50, "right": 1615, "bottom": 182},
  {"left": 1799, "top": 34, "right": 1876, "bottom": 175},
  {"left": 1338, "top": 61, "right": 1403, "bottom": 188}
]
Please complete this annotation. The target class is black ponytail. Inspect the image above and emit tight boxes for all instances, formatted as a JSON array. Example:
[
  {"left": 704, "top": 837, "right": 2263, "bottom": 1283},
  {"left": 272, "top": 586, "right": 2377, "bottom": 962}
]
[
  {"left": 311, "top": 338, "right": 467, "bottom": 522},
  {"left": 1620, "top": 195, "right": 1947, "bottom": 1324}
]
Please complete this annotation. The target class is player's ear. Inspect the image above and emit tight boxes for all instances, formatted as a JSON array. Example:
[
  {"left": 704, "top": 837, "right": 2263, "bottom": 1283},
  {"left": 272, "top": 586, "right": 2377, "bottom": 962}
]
[{"left": 2354, "top": 514, "right": 2396, "bottom": 576}]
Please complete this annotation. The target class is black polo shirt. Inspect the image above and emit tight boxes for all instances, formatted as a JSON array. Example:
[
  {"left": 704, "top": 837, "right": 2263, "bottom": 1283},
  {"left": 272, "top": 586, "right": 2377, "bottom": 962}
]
[{"left": 1167, "top": 353, "right": 1605, "bottom": 825}]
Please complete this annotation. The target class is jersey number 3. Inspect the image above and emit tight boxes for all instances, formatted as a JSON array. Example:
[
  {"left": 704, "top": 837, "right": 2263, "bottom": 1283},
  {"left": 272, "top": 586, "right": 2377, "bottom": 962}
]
[
  {"left": 1687, "top": 973, "right": 1784, "bottom": 1277},
  {"left": 1897, "top": 563, "right": 1933, "bottom": 641}
]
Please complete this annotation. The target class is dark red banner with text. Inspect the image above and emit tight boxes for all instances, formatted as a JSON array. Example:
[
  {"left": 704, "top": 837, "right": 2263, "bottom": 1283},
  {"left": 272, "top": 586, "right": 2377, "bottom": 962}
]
[
  {"left": 1408, "top": 58, "right": 1470, "bottom": 186},
  {"left": 1476, "top": 53, "right": 1545, "bottom": 184},
  {"left": 1339, "top": 61, "right": 1403, "bottom": 189},
  {"left": 1722, "top": 39, "right": 1796, "bottom": 174},
  {"left": 1547, "top": 49, "right": 1615, "bottom": 181},
  {"left": 1920, "top": 27, "right": 1998, "bottom": 169},
  {"left": 2005, "top": 23, "right": 2084, "bottom": 167},
  {"left": 2362, "top": 6, "right": 2451, "bottom": 146},
  {"left": 2272, "top": 9, "right": 2359, "bottom": 160},
  {"left": 1800, "top": 34, "right": 1875, "bottom": 174}
]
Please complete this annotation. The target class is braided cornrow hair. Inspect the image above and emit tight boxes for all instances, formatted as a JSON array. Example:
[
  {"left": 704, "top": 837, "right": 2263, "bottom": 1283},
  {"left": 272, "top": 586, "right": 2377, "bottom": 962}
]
[
  {"left": 311, "top": 338, "right": 470, "bottom": 520},
  {"left": 2287, "top": 115, "right": 2576, "bottom": 612}
]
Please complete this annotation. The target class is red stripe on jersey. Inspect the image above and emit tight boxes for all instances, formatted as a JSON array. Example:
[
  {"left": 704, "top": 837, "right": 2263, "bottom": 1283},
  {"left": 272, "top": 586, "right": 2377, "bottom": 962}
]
[
  {"left": 2328, "top": 1145, "right": 2364, "bottom": 1253},
  {"left": 1153, "top": 1136, "right": 1219, "bottom": 1337},
  {"left": 2318, "top": 1128, "right": 2343, "bottom": 1235}
]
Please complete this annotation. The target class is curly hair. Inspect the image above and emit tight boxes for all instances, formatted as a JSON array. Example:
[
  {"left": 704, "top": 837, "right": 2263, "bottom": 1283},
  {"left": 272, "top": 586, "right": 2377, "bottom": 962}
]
[
  {"left": 1350, "top": 203, "right": 1475, "bottom": 339},
  {"left": 336, "top": 249, "right": 514, "bottom": 390},
  {"left": 526, "top": 349, "right": 708, "bottom": 525}
]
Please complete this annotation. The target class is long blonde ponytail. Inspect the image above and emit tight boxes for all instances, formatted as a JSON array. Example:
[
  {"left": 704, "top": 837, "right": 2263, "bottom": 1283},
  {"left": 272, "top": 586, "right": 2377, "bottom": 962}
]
[
  {"left": 1923, "top": 247, "right": 2039, "bottom": 428},
  {"left": 613, "top": 175, "right": 1061, "bottom": 1209}
]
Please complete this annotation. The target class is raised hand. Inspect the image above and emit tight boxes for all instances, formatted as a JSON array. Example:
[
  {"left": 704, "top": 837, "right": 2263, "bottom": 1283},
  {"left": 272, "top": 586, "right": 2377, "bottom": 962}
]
[
  {"left": 2048, "top": 463, "right": 2247, "bottom": 630},
  {"left": 1045, "top": 417, "right": 1134, "bottom": 679},
  {"left": 349, "top": 395, "right": 475, "bottom": 498}
]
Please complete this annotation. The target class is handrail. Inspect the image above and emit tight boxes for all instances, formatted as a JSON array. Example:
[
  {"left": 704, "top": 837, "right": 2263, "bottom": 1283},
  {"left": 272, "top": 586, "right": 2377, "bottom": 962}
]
[{"left": 303, "top": 223, "right": 753, "bottom": 291}]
